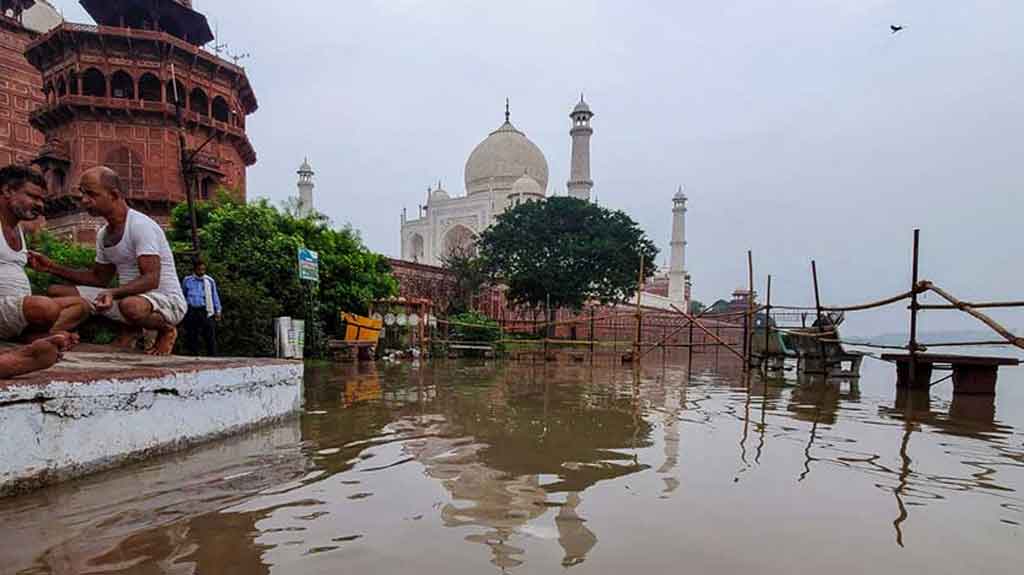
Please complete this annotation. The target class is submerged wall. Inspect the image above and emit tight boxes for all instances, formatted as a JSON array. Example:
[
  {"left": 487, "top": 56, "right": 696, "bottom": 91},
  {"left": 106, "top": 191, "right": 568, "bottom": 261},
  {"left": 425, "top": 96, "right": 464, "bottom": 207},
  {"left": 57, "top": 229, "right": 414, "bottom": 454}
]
[{"left": 0, "top": 352, "right": 303, "bottom": 496}]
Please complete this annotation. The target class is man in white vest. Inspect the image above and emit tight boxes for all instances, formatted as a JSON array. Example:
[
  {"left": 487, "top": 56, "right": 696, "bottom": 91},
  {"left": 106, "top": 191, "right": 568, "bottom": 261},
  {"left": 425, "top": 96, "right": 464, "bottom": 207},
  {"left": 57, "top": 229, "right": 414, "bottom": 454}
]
[
  {"left": 0, "top": 164, "right": 83, "bottom": 341},
  {"left": 29, "top": 166, "right": 186, "bottom": 355}
]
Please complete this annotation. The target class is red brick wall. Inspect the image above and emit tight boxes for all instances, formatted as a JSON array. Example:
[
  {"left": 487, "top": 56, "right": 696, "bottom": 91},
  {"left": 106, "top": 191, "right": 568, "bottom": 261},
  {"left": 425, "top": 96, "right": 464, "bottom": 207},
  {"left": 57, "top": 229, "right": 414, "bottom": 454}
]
[{"left": 0, "top": 16, "right": 43, "bottom": 166}]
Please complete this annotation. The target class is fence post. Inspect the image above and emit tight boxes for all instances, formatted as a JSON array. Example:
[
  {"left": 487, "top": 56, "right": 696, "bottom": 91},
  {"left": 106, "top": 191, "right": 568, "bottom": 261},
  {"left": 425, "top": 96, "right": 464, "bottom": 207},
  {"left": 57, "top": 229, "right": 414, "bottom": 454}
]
[
  {"left": 744, "top": 250, "right": 754, "bottom": 368},
  {"left": 634, "top": 254, "right": 645, "bottom": 362},
  {"left": 811, "top": 260, "right": 826, "bottom": 373},
  {"left": 909, "top": 229, "right": 921, "bottom": 385},
  {"left": 763, "top": 274, "right": 772, "bottom": 371}
]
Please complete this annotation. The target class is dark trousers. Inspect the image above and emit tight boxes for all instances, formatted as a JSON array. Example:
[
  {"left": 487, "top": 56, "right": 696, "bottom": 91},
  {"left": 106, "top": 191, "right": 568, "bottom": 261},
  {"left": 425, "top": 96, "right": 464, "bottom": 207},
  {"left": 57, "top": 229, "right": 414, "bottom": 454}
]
[{"left": 184, "top": 306, "right": 217, "bottom": 356}]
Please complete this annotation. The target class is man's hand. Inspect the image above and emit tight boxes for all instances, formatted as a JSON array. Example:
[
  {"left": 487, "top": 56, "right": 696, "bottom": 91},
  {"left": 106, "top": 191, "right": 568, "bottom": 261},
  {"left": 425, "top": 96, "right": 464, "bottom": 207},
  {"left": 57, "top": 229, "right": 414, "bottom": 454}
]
[
  {"left": 93, "top": 291, "right": 114, "bottom": 311},
  {"left": 215, "top": 313, "right": 222, "bottom": 321},
  {"left": 27, "top": 251, "right": 53, "bottom": 272}
]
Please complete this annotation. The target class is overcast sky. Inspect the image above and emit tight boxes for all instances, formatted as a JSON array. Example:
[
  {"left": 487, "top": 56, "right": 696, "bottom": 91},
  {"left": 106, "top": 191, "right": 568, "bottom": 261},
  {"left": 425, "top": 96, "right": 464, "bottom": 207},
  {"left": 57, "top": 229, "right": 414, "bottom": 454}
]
[{"left": 55, "top": 0, "right": 1023, "bottom": 336}]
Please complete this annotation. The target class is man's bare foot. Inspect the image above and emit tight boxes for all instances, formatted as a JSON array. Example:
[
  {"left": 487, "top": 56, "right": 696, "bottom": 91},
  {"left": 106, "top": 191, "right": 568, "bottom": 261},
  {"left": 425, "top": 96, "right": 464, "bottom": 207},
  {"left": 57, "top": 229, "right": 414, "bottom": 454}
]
[
  {"left": 0, "top": 335, "right": 69, "bottom": 379},
  {"left": 112, "top": 327, "right": 144, "bottom": 350},
  {"left": 25, "top": 330, "right": 80, "bottom": 347},
  {"left": 146, "top": 326, "right": 177, "bottom": 356}
]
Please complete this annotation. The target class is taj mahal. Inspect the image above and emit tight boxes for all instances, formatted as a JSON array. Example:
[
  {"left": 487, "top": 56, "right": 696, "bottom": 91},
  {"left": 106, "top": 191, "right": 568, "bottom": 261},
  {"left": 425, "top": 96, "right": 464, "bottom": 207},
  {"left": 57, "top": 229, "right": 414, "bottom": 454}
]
[{"left": 393, "top": 96, "right": 691, "bottom": 308}]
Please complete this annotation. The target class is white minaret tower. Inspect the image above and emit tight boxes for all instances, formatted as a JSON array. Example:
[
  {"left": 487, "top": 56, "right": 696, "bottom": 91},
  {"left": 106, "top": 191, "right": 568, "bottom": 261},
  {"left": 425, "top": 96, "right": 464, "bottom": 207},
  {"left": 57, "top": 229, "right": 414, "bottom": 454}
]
[
  {"left": 567, "top": 94, "right": 594, "bottom": 201},
  {"left": 296, "top": 158, "right": 315, "bottom": 218},
  {"left": 668, "top": 187, "right": 688, "bottom": 304}
]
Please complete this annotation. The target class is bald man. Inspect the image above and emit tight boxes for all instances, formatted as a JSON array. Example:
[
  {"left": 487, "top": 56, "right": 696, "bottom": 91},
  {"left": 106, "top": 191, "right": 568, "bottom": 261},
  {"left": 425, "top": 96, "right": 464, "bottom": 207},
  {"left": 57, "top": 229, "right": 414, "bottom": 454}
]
[{"left": 29, "top": 166, "right": 186, "bottom": 355}]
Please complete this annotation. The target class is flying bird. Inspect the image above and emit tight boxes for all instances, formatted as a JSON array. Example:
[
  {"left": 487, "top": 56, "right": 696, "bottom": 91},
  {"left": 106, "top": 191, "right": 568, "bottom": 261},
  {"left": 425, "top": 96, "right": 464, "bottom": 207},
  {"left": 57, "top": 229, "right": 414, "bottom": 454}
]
[{"left": 890, "top": 25, "right": 904, "bottom": 34}]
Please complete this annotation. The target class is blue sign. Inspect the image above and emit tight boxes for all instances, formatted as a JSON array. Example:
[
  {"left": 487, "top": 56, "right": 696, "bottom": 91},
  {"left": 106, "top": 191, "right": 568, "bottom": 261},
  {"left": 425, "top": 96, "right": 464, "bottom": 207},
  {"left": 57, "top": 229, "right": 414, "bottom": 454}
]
[{"left": 298, "top": 248, "right": 319, "bottom": 282}]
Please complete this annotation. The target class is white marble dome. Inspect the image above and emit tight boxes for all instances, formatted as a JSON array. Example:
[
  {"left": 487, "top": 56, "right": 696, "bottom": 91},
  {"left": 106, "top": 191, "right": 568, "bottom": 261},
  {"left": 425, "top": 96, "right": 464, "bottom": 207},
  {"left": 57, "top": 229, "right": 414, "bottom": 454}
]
[{"left": 464, "top": 119, "right": 548, "bottom": 196}]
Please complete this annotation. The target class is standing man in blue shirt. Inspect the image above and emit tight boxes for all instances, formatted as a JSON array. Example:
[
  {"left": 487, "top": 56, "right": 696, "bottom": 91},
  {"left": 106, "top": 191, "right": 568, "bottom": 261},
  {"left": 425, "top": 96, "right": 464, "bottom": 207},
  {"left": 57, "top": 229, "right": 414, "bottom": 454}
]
[{"left": 181, "top": 259, "right": 221, "bottom": 356}]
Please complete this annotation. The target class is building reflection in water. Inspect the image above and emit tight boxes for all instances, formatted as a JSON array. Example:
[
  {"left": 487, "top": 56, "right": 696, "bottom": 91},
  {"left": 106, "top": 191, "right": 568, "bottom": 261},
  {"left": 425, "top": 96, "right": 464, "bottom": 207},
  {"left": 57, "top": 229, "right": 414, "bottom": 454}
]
[{"left": 373, "top": 360, "right": 657, "bottom": 569}]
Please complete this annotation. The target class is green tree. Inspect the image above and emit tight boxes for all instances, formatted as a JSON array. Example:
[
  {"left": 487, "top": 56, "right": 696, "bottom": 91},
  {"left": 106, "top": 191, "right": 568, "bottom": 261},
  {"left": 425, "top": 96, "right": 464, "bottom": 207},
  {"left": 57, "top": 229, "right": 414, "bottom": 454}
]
[
  {"left": 170, "top": 198, "right": 397, "bottom": 357},
  {"left": 440, "top": 244, "right": 487, "bottom": 314},
  {"left": 26, "top": 230, "right": 96, "bottom": 293},
  {"left": 689, "top": 299, "right": 705, "bottom": 315},
  {"left": 478, "top": 197, "right": 658, "bottom": 323}
]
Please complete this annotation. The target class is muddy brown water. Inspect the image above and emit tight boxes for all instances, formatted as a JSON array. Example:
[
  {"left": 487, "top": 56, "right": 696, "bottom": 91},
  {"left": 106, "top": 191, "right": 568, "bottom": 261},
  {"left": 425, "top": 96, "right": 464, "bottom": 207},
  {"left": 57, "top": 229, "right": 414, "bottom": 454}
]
[{"left": 1, "top": 354, "right": 1022, "bottom": 574}]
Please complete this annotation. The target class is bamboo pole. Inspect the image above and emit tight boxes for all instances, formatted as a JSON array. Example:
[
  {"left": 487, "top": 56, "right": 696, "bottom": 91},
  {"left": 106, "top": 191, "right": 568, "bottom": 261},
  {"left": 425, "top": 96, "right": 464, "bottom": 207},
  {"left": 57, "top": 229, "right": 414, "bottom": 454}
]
[
  {"left": 909, "top": 230, "right": 921, "bottom": 385},
  {"left": 917, "top": 301, "right": 1024, "bottom": 310},
  {"left": 763, "top": 274, "right": 772, "bottom": 370},
  {"left": 634, "top": 254, "right": 645, "bottom": 361},
  {"left": 811, "top": 260, "right": 826, "bottom": 367},
  {"left": 746, "top": 250, "right": 754, "bottom": 368}
]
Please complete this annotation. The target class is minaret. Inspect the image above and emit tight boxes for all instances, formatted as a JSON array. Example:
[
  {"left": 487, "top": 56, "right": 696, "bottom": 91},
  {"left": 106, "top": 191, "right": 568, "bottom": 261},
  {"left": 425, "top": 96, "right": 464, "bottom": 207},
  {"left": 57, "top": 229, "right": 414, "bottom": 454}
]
[
  {"left": 668, "top": 187, "right": 688, "bottom": 303},
  {"left": 296, "top": 158, "right": 315, "bottom": 217},
  {"left": 567, "top": 94, "right": 594, "bottom": 201}
]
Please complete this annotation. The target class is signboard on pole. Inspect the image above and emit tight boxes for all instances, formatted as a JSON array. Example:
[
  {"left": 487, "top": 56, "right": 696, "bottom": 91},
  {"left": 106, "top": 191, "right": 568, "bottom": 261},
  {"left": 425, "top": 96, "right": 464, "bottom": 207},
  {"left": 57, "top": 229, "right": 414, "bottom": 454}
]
[{"left": 298, "top": 248, "right": 319, "bottom": 282}]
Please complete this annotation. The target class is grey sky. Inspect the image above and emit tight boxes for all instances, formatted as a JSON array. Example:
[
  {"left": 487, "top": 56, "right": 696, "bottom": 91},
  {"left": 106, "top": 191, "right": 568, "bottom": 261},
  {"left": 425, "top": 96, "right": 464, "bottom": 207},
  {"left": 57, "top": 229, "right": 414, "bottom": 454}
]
[{"left": 55, "top": 0, "right": 1023, "bottom": 336}]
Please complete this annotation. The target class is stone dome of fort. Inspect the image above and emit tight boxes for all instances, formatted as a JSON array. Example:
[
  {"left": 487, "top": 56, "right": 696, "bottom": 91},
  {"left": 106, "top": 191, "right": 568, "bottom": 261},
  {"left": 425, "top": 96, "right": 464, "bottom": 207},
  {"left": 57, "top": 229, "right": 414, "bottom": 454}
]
[
  {"left": 15, "top": 0, "right": 62, "bottom": 33},
  {"left": 464, "top": 117, "right": 548, "bottom": 196}
]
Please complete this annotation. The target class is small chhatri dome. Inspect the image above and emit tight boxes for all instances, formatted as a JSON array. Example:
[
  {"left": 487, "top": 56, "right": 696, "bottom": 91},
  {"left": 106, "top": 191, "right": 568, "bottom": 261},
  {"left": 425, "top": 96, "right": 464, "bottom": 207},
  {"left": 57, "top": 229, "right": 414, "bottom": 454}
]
[
  {"left": 298, "top": 157, "right": 313, "bottom": 174},
  {"left": 674, "top": 185, "right": 687, "bottom": 201},
  {"left": 430, "top": 181, "right": 450, "bottom": 201},
  {"left": 511, "top": 172, "right": 542, "bottom": 197},
  {"left": 464, "top": 100, "right": 549, "bottom": 196},
  {"left": 572, "top": 93, "right": 592, "bottom": 115}
]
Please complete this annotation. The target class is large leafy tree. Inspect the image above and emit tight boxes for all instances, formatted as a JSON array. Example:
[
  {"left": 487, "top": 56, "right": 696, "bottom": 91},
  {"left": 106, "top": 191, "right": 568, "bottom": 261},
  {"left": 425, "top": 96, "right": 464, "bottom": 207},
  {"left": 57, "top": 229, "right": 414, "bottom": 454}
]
[
  {"left": 440, "top": 244, "right": 488, "bottom": 314},
  {"left": 170, "top": 196, "right": 397, "bottom": 356},
  {"left": 478, "top": 197, "right": 658, "bottom": 316}
]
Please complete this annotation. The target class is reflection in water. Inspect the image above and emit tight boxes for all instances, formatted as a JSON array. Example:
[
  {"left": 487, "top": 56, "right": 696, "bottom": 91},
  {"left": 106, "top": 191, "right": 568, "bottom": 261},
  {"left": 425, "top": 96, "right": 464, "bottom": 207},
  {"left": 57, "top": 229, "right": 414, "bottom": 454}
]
[{"left": 1, "top": 357, "right": 1022, "bottom": 574}]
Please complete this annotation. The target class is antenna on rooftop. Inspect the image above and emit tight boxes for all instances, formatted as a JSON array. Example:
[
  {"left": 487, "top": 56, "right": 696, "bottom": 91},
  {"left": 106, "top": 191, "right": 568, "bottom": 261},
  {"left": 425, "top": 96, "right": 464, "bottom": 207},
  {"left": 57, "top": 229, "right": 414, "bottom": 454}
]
[{"left": 228, "top": 50, "right": 251, "bottom": 65}]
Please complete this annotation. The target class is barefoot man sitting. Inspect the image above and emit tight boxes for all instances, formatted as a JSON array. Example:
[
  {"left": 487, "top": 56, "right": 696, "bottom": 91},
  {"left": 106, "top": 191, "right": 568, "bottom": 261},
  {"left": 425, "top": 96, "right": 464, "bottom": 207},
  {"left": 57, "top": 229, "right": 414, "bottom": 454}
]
[
  {"left": 29, "top": 166, "right": 186, "bottom": 355},
  {"left": 0, "top": 165, "right": 86, "bottom": 339},
  {"left": 0, "top": 164, "right": 79, "bottom": 377}
]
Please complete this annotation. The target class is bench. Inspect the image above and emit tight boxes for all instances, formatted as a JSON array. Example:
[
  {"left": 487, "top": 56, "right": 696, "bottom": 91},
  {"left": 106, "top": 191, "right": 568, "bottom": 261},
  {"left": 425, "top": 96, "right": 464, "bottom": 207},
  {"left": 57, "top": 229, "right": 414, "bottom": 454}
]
[{"left": 880, "top": 353, "right": 1020, "bottom": 395}]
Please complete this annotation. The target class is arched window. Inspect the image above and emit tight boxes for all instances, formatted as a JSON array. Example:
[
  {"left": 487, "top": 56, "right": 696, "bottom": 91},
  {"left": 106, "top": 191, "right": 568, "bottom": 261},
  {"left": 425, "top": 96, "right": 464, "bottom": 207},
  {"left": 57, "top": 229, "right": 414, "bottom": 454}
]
[
  {"left": 56, "top": 78, "right": 66, "bottom": 97},
  {"left": 50, "top": 168, "right": 66, "bottom": 196},
  {"left": 443, "top": 225, "right": 477, "bottom": 259},
  {"left": 104, "top": 147, "right": 144, "bottom": 197},
  {"left": 199, "top": 177, "right": 217, "bottom": 200},
  {"left": 189, "top": 87, "right": 209, "bottom": 116},
  {"left": 138, "top": 73, "right": 161, "bottom": 101},
  {"left": 211, "top": 96, "right": 230, "bottom": 122},
  {"left": 165, "top": 79, "right": 186, "bottom": 106},
  {"left": 409, "top": 234, "right": 425, "bottom": 263},
  {"left": 81, "top": 68, "right": 106, "bottom": 97},
  {"left": 110, "top": 71, "right": 134, "bottom": 99}
]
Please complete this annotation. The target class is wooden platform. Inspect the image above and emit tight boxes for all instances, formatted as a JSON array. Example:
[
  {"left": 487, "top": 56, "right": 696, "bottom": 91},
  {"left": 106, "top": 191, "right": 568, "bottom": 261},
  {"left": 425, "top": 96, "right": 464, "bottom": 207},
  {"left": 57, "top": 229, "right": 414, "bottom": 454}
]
[
  {"left": 327, "top": 339, "right": 376, "bottom": 361},
  {"left": 881, "top": 353, "right": 1020, "bottom": 394}
]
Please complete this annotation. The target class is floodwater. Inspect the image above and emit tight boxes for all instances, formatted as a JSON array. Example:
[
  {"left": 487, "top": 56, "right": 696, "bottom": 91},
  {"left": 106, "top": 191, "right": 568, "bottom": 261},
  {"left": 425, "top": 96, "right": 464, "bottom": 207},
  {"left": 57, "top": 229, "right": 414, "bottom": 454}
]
[{"left": 2, "top": 353, "right": 1023, "bottom": 574}]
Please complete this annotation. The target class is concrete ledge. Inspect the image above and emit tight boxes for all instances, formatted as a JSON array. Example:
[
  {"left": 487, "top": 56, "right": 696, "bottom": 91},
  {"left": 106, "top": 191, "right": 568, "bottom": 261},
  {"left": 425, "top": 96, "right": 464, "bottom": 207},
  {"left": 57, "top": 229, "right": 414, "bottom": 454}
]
[{"left": 0, "top": 351, "right": 304, "bottom": 497}]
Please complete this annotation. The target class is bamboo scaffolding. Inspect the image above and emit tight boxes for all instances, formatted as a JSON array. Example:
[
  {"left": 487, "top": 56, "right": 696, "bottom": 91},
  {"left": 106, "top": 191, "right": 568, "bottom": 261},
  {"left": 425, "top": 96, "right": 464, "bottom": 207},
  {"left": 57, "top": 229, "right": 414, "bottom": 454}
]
[
  {"left": 924, "top": 283, "right": 1024, "bottom": 350},
  {"left": 669, "top": 304, "right": 746, "bottom": 361}
]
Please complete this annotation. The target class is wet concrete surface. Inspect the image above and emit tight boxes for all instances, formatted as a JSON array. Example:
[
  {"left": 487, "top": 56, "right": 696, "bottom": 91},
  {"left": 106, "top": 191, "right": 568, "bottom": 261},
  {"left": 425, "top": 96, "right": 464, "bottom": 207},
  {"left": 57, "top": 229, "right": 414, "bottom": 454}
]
[{"left": 0, "top": 353, "right": 1022, "bottom": 574}]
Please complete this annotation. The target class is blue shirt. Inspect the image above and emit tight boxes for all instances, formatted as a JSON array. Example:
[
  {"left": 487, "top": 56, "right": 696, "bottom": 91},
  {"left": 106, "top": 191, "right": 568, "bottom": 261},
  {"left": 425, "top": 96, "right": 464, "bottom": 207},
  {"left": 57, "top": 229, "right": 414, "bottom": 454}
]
[{"left": 182, "top": 274, "right": 222, "bottom": 314}]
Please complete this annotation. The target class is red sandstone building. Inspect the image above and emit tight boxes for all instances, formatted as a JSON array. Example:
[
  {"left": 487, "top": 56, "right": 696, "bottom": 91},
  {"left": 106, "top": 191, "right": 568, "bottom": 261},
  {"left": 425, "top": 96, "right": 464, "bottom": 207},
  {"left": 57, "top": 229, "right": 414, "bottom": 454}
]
[
  {"left": 8, "top": 0, "right": 257, "bottom": 243},
  {"left": 0, "top": 0, "right": 54, "bottom": 168}
]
